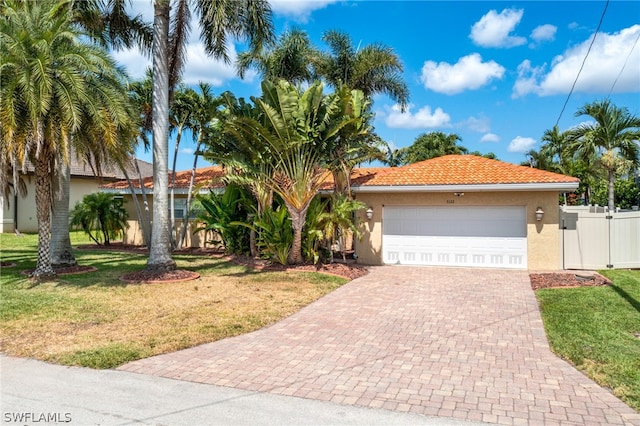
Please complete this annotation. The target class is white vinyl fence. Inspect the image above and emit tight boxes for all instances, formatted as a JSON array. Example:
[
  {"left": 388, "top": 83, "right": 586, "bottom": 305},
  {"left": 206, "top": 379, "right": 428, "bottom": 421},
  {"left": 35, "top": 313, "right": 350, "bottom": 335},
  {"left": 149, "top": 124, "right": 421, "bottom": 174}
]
[{"left": 560, "top": 206, "right": 640, "bottom": 270}]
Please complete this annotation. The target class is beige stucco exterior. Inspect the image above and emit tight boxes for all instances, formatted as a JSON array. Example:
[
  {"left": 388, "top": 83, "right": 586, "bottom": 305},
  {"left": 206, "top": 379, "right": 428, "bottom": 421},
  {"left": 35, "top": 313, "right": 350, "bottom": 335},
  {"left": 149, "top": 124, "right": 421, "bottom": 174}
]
[
  {"left": 120, "top": 194, "right": 215, "bottom": 249},
  {"left": 352, "top": 190, "right": 561, "bottom": 270},
  {"left": 1, "top": 177, "right": 106, "bottom": 233}
]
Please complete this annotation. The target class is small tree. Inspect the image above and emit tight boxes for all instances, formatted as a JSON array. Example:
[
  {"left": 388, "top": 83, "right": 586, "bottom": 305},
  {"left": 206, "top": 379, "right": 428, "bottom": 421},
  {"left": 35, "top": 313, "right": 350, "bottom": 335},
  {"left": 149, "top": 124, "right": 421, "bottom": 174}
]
[{"left": 70, "top": 193, "right": 128, "bottom": 245}]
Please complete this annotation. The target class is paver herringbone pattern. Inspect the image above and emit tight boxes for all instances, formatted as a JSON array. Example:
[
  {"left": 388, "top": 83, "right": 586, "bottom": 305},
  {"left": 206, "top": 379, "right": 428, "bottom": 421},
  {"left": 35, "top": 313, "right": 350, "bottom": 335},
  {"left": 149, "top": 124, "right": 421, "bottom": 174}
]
[{"left": 119, "top": 267, "right": 639, "bottom": 425}]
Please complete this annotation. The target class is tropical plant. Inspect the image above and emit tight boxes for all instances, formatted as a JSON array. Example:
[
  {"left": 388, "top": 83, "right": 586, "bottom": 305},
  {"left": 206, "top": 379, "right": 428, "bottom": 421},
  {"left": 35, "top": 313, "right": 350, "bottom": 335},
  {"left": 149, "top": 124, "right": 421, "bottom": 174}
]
[
  {"left": 194, "top": 185, "right": 250, "bottom": 254},
  {"left": 146, "top": 0, "right": 273, "bottom": 272},
  {"left": 402, "top": 132, "right": 468, "bottom": 164},
  {"left": 169, "top": 84, "right": 197, "bottom": 246},
  {"left": 223, "top": 80, "right": 362, "bottom": 264},
  {"left": 318, "top": 194, "right": 366, "bottom": 262},
  {"left": 0, "top": 0, "right": 134, "bottom": 279},
  {"left": 567, "top": 100, "right": 640, "bottom": 212},
  {"left": 253, "top": 204, "right": 293, "bottom": 265},
  {"left": 591, "top": 175, "right": 640, "bottom": 210},
  {"left": 70, "top": 193, "right": 129, "bottom": 245},
  {"left": 302, "top": 195, "right": 330, "bottom": 264},
  {"left": 236, "top": 27, "right": 317, "bottom": 86},
  {"left": 313, "top": 30, "right": 409, "bottom": 111},
  {"left": 324, "top": 86, "right": 381, "bottom": 197},
  {"left": 177, "top": 83, "right": 223, "bottom": 249},
  {"left": 381, "top": 146, "right": 408, "bottom": 167}
]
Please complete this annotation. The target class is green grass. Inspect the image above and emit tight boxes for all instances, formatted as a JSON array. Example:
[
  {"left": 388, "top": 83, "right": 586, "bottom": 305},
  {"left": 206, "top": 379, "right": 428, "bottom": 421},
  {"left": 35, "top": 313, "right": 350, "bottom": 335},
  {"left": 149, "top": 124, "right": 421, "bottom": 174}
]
[
  {"left": 536, "top": 270, "right": 640, "bottom": 411},
  {"left": 0, "top": 232, "right": 347, "bottom": 368}
]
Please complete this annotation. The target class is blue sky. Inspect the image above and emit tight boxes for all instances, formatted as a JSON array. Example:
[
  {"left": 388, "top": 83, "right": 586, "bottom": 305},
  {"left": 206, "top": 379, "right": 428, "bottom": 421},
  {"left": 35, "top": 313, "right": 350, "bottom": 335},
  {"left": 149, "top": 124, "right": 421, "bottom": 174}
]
[{"left": 114, "top": 1, "right": 640, "bottom": 172}]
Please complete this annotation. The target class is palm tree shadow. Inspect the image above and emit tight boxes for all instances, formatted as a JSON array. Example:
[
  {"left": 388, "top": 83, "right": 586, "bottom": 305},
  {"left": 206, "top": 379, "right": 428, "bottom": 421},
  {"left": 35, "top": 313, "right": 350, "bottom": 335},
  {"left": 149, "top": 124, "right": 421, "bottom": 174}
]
[{"left": 611, "top": 285, "right": 640, "bottom": 313}]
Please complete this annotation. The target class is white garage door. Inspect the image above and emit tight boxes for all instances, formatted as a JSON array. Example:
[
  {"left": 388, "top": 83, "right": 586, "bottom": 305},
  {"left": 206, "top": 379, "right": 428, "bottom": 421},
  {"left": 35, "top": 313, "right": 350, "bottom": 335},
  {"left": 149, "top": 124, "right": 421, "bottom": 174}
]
[{"left": 383, "top": 206, "right": 527, "bottom": 269}]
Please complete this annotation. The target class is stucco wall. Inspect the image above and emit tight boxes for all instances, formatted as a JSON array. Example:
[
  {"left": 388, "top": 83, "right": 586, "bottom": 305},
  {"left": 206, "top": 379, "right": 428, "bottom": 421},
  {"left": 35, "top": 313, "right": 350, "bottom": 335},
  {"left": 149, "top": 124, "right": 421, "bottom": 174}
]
[
  {"left": 352, "top": 190, "right": 561, "bottom": 270},
  {"left": 121, "top": 194, "right": 215, "bottom": 248},
  {"left": 1, "top": 178, "right": 105, "bottom": 233}
]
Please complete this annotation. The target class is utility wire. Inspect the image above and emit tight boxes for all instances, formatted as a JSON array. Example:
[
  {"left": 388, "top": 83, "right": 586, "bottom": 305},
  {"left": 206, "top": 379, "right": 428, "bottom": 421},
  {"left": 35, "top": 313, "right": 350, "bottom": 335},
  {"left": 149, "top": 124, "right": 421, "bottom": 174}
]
[
  {"left": 607, "top": 27, "right": 640, "bottom": 97},
  {"left": 555, "top": 0, "right": 609, "bottom": 128}
]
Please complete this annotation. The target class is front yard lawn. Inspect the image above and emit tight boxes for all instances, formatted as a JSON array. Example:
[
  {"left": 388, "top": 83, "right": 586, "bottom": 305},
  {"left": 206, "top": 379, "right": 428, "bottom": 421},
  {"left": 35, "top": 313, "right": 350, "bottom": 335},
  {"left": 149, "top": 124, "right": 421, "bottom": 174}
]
[
  {"left": 0, "top": 233, "right": 347, "bottom": 368},
  {"left": 536, "top": 270, "right": 640, "bottom": 411}
]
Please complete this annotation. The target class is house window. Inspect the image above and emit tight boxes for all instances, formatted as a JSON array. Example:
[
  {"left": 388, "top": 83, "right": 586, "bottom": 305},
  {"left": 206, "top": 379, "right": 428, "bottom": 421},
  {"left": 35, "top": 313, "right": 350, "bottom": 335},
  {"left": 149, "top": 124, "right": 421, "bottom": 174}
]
[{"left": 171, "top": 199, "right": 200, "bottom": 220}]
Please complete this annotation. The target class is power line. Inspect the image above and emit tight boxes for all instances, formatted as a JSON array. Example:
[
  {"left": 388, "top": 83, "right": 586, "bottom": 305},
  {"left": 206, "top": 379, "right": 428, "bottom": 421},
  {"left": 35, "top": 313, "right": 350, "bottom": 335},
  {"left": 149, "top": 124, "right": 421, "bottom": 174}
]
[
  {"left": 555, "top": 0, "right": 609, "bottom": 128},
  {"left": 608, "top": 27, "right": 640, "bottom": 97}
]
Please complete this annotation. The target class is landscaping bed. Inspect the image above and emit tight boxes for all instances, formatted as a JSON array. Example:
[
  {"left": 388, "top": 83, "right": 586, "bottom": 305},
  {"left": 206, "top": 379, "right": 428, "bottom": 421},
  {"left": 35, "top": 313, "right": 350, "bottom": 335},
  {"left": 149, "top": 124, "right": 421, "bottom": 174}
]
[{"left": 529, "top": 272, "right": 611, "bottom": 290}]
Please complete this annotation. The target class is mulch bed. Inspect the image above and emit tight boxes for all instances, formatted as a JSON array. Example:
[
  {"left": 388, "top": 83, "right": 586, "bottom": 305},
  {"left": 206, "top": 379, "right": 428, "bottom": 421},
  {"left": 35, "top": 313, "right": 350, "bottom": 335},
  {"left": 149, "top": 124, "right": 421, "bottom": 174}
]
[
  {"left": 76, "top": 243, "right": 369, "bottom": 282},
  {"left": 227, "top": 255, "right": 370, "bottom": 281},
  {"left": 120, "top": 269, "right": 200, "bottom": 284},
  {"left": 529, "top": 272, "right": 611, "bottom": 290}
]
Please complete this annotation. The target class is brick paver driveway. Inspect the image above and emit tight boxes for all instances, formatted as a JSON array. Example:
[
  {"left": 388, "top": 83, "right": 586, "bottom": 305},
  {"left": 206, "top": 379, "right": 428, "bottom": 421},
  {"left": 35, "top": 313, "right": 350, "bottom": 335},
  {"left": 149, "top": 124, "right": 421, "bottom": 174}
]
[{"left": 119, "top": 267, "right": 639, "bottom": 425}]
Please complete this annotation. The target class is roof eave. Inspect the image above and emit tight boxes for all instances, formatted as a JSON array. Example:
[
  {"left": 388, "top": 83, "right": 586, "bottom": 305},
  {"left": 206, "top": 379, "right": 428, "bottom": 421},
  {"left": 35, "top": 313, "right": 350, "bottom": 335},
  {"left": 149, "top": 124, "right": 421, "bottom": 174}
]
[
  {"left": 100, "top": 187, "right": 222, "bottom": 195},
  {"left": 352, "top": 182, "right": 580, "bottom": 193}
]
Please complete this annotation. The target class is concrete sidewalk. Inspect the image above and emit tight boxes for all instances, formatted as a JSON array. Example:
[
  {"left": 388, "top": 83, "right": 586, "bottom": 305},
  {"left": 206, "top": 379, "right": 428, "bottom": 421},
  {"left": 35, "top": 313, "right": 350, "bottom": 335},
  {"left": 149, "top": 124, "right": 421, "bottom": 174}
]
[{"left": 0, "top": 355, "right": 481, "bottom": 425}]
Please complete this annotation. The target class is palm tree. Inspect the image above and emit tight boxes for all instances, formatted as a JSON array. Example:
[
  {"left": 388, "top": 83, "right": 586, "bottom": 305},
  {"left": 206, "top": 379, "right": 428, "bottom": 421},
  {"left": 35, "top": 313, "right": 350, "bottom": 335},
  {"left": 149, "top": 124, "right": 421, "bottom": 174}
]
[
  {"left": 47, "top": 0, "right": 151, "bottom": 267},
  {"left": 403, "top": 132, "right": 468, "bottom": 164},
  {"left": 0, "top": 0, "right": 134, "bottom": 279},
  {"left": 169, "top": 84, "right": 197, "bottom": 246},
  {"left": 203, "top": 91, "right": 274, "bottom": 257},
  {"left": 70, "top": 192, "right": 129, "bottom": 246},
  {"left": 147, "top": 0, "right": 274, "bottom": 272},
  {"left": 324, "top": 86, "right": 381, "bottom": 196},
  {"left": 568, "top": 100, "right": 640, "bottom": 211},
  {"left": 236, "top": 27, "right": 317, "bottom": 86},
  {"left": 177, "top": 82, "right": 222, "bottom": 249},
  {"left": 224, "top": 80, "right": 366, "bottom": 264},
  {"left": 313, "top": 30, "right": 409, "bottom": 111}
]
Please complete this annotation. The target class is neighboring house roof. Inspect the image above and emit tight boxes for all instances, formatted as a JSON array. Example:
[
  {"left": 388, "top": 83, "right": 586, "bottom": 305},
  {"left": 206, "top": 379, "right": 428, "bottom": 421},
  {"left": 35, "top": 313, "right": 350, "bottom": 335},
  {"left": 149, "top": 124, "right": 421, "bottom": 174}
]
[
  {"left": 351, "top": 155, "right": 579, "bottom": 192},
  {"left": 100, "top": 166, "right": 226, "bottom": 194},
  {"left": 101, "top": 155, "right": 580, "bottom": 195},
  {"left": 20, "top": 154, "right": 153, "bottom": 181}
]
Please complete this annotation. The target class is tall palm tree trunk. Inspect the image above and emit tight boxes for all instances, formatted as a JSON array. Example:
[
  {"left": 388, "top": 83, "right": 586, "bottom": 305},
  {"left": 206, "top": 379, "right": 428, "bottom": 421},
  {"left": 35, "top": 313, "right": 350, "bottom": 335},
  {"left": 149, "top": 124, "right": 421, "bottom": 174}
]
[
  {"left": 170, "top": 129, "right": 184, "bottom": 248},
  {"left": 33, "top": 148, "right": 56, "bottom": 279},
  {"left": 285, "top": 203, "right": 309, "bottom": 264},
  {"left": 608, "top": 169, "right": 615, "bottom": 212},
  {"left": 50, "top": 161, "right": 77, "bottom": 267},
  {"left": 178, "top": 139, "right": 201, "bottom": 249},
  {"left": 147, "top": 0, "right": 175, "bottom": 272}
]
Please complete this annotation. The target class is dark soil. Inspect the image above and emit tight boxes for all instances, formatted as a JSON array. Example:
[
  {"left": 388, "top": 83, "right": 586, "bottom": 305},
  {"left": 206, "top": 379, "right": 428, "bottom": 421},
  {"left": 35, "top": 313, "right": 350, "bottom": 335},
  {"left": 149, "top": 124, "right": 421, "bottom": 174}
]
[
  {"left": 120, "top": 269, "right": 200, "bottom": 284},
  {"left": 227, "top": 255, "right": 370, "bottom": 281},
  {"left": 0, "top": 261, "right": 17, "bottom": 268},
  {"left": 529, "top": 272, "right": 611, "bottom": 290}
]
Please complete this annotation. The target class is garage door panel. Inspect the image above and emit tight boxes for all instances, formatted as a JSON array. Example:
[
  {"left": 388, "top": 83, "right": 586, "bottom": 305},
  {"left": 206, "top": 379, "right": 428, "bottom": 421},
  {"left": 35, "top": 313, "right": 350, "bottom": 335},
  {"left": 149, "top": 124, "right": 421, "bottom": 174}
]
[{"left": 383, "top": 206, "right": 527, "bottom": 269}]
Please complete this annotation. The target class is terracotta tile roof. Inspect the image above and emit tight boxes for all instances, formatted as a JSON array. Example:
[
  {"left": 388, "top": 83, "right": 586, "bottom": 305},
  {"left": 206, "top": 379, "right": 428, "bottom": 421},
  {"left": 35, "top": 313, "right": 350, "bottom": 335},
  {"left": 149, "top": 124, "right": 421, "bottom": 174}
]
[
  {"left": 100, "top": 165, "right": 225, "bottom": 190},
  {"left": 101, "top": 156, "right": 578, "bottom": 193},
  {"left": 318, "top": 167, "right": 388, "bottom": 190},
  {"left": 356, "top": 155, "right": 579, "bottom": 187}
]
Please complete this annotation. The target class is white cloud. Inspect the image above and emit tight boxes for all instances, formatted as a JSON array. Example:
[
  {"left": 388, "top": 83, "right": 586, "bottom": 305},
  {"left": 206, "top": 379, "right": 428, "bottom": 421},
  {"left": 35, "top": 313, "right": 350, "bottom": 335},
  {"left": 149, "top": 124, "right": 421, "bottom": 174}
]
[
  {"left": 513, "top": 24, "right": 640, "bottom": 97},
  {"left": 420, "top": 54, "right": 505, "bottom": 95},
  {"left": 464, "top": 116, "right": 491, "bottom": 133},
  {"left": 530, "top": 24, "right": 557, "bottom": 43},
  {"left": 384, "top": 104, "right": 451, "bottom": 129},
  {"left": 470, "top": 8, "right": 527, "bottom": 48},
  {"left": 270, "top": 0, "right": 340, "bottom": 22},
  {"left": 480, "top": 133, "right": 500, "bottom": 143},
  {"left": 508, "top": 136, "right": 536, "bottom": 153},
  {"left": 180, "top": 148, "right": 194, "bottom": 155}
]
